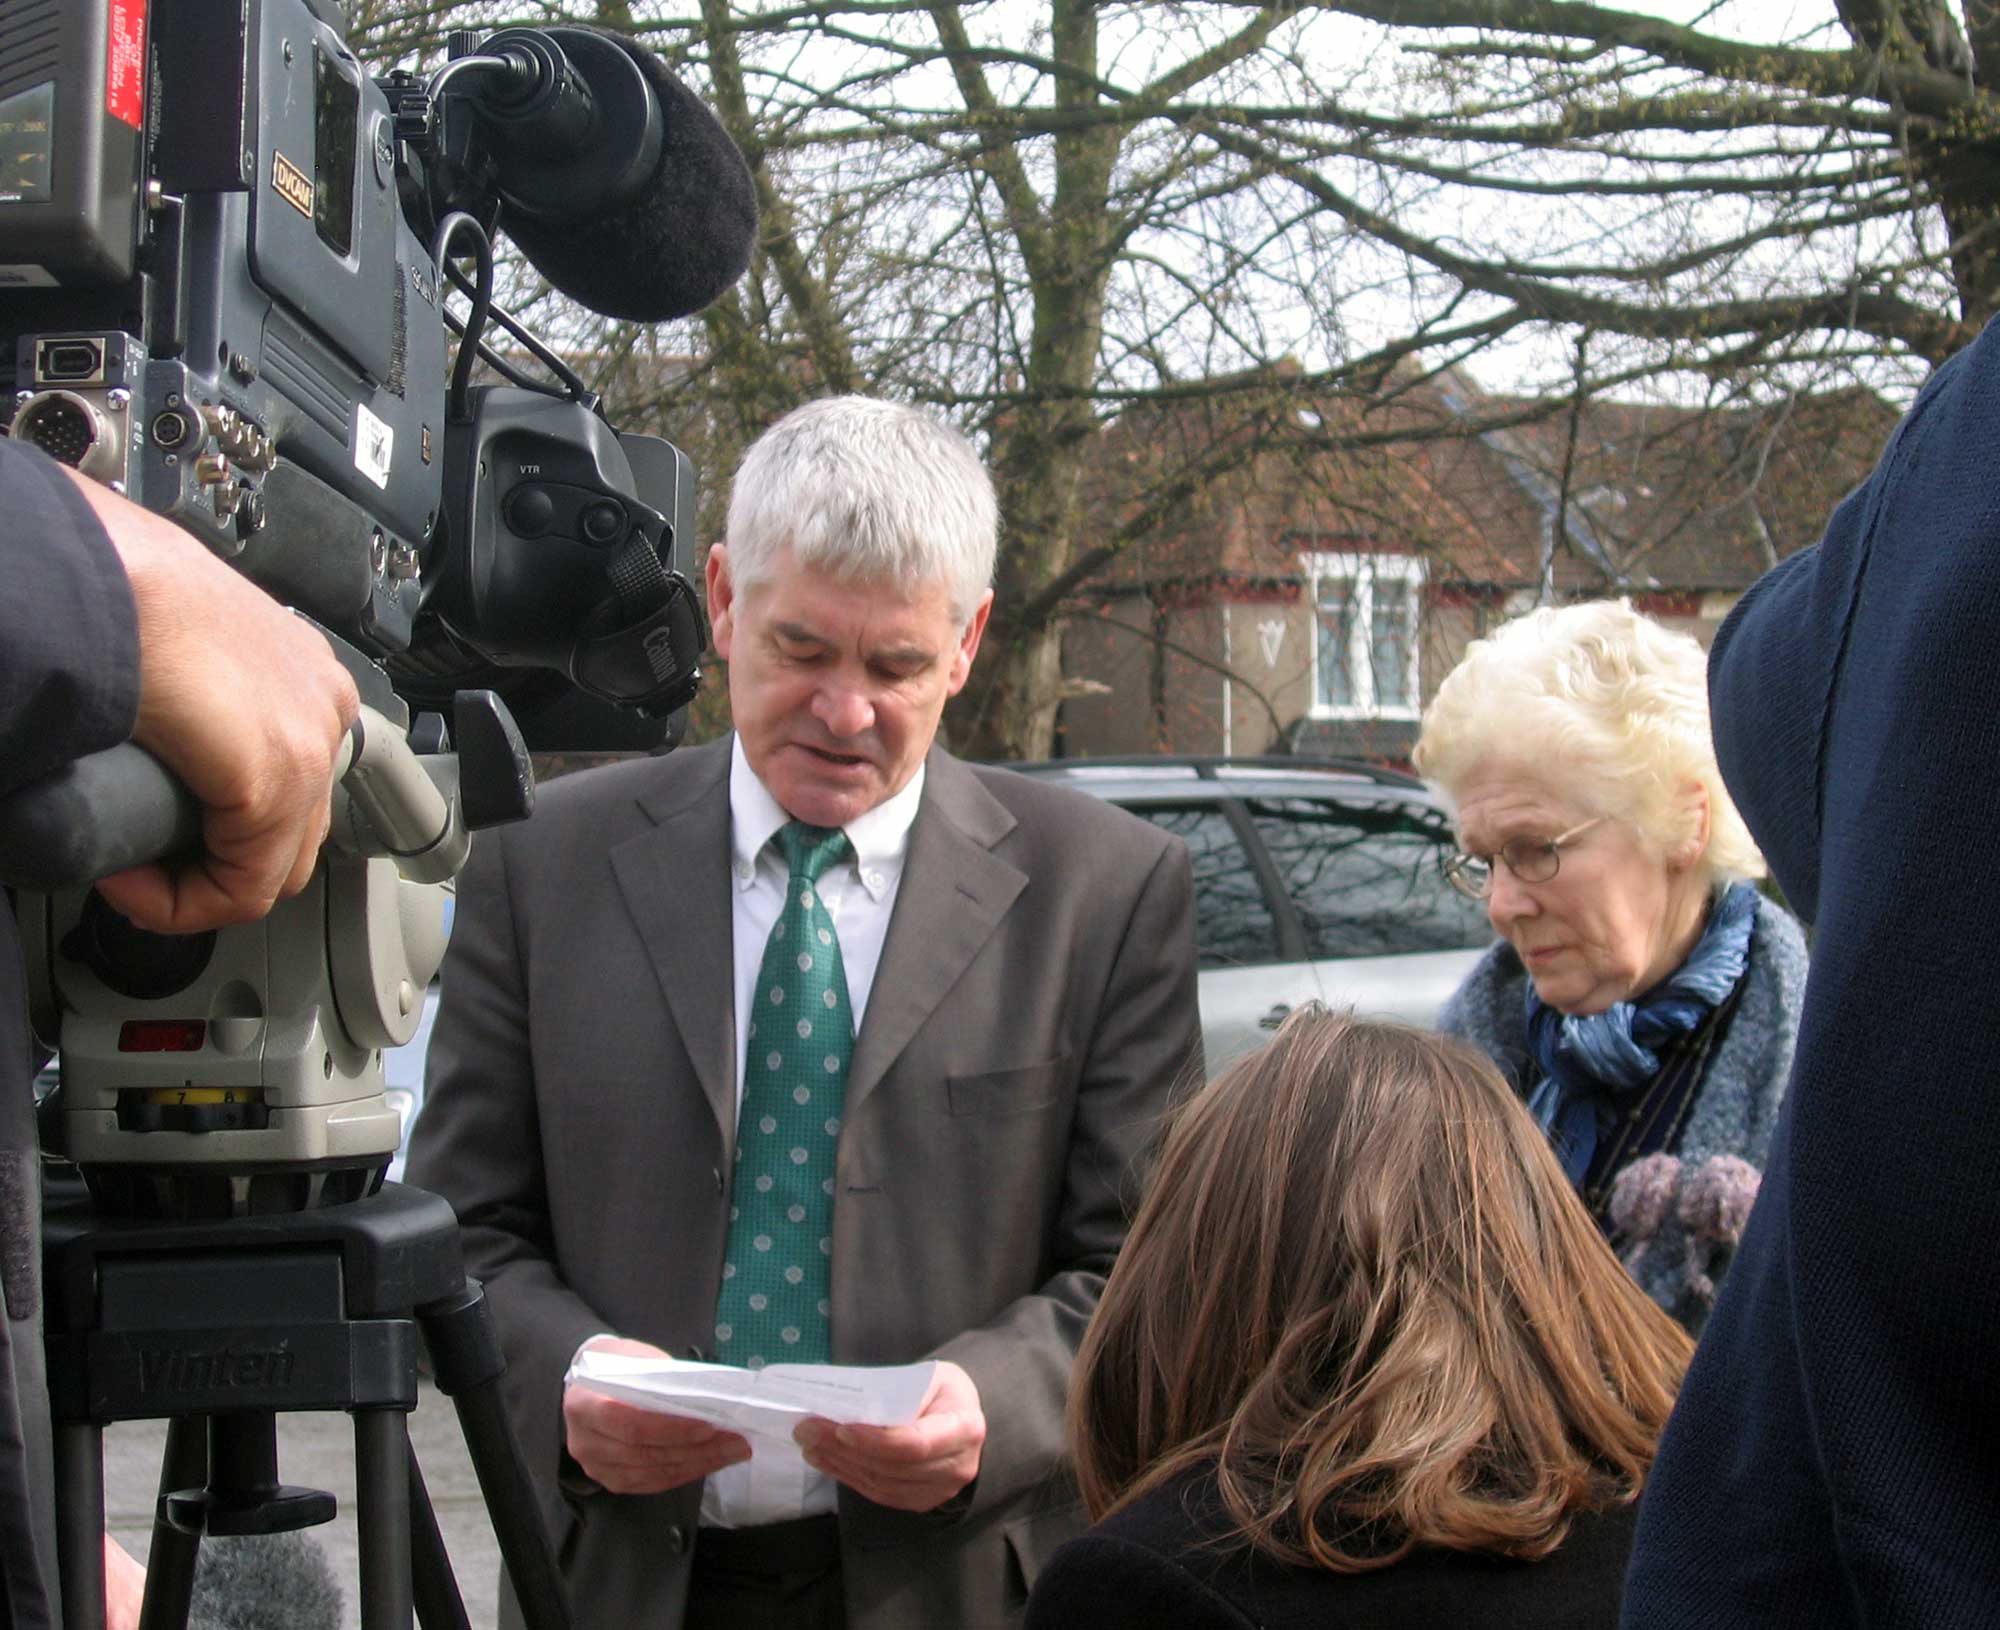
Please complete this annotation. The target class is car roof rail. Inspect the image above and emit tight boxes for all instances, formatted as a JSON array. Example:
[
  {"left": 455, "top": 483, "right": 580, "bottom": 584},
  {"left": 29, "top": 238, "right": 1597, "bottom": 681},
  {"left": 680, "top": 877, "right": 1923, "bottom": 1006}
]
[{"left": 1005, "top": 753, "right": 1429, "bottom": 792}]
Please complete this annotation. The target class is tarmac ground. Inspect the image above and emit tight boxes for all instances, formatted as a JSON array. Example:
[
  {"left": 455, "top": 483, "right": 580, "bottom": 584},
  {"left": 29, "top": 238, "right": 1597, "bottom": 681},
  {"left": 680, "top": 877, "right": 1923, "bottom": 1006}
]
[{"left": 101, "top": 1379, "right": 508, "bottom": 1630}]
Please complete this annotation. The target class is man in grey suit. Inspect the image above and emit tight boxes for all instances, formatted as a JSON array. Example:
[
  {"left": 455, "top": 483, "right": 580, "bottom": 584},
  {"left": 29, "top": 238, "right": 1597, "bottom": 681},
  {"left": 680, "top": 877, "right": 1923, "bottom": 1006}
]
[{"left": 406, "top": 397, "right": 1202, "bottom": 1628}]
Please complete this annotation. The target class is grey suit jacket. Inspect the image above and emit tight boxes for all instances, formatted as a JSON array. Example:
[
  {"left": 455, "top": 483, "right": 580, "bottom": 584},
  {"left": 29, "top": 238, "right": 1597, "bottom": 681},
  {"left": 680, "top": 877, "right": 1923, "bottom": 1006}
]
[{"left": 406, "top": 738, "right": 1202, "bottom": 1628}]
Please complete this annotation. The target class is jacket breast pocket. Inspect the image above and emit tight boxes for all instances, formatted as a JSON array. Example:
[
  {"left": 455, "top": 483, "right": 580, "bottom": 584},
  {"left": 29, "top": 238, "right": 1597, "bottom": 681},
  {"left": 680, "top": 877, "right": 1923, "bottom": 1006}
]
[{"left": 945, "top": 1057, "right": 1070, "bottom": 1117}]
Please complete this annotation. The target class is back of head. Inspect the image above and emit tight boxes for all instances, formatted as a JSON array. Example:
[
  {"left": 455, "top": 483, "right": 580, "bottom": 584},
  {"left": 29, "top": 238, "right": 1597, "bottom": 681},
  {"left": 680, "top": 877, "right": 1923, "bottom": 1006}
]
[
  {"left": 1413, "top": 598, "right": 1763, "bottom": 884},
  {"left": 724, "top": 396, "right": 997, "bottom": 622},
  {"left": 1069, "top": 1009, "right": 1692, "bottom": 1570}
]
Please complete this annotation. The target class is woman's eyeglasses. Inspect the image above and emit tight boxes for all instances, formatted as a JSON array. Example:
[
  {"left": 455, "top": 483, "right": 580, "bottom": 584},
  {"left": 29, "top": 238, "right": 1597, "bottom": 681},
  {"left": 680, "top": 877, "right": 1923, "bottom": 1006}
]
[{"left": 1440, "top": 817, "right": 1604, "bottom": 900}]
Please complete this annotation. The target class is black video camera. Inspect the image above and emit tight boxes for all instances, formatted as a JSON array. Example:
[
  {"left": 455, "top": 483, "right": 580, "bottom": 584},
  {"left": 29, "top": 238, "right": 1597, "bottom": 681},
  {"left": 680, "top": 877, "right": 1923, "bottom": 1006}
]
[
  {"left": 0, "top": 0, "right": 745, "bottom": 742},
  {"left": 0, "top": 0, "right": 754, "bottom": 1213}
]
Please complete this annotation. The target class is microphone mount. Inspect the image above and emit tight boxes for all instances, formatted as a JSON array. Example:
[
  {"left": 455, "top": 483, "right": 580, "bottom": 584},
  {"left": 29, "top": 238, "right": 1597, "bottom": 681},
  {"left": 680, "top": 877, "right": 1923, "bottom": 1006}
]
[{"left": 424, "top": 27, "right": 664, "bottom": 222}]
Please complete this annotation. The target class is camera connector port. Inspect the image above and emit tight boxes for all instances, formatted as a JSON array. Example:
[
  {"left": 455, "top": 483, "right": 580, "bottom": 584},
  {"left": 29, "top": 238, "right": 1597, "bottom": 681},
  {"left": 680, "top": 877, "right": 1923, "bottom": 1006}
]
[
  {"left": 34, "top": 337, "right": 106, "bottom": 386},
  {"left": 11, "top": 391, "right": 104, "bottom": 468},
  {"left": 150, "top": 408, "right": 193, "bottom": 451}
]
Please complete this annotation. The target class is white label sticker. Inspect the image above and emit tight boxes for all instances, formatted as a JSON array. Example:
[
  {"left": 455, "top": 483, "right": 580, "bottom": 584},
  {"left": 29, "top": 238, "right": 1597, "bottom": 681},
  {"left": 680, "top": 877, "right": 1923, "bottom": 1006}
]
[
  {"left": 354, "top": 402, "right": 393, "bottom": 490},
  {"left": 0, "top": 265, "right": 59, "bottom": 288}
]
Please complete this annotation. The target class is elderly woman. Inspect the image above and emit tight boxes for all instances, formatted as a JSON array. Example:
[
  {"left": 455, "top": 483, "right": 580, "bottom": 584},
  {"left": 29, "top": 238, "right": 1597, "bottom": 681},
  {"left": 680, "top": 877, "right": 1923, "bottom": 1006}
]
[{"left": 1412, "top": 598, "right": 1807, "bottom": 1328}]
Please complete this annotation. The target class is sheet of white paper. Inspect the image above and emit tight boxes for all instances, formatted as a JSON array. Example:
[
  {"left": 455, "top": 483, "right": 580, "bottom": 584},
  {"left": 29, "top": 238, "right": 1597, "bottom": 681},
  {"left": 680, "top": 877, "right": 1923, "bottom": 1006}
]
[{"left": 564, "top": 1351, "right": 938, "bottom": 1465}]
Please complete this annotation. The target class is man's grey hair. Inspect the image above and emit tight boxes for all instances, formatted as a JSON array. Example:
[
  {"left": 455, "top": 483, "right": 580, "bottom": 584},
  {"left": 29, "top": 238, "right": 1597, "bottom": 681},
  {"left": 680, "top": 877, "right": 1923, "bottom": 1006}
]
[{"left": 724, "top": 396, "right": 998, "bottom": 623}]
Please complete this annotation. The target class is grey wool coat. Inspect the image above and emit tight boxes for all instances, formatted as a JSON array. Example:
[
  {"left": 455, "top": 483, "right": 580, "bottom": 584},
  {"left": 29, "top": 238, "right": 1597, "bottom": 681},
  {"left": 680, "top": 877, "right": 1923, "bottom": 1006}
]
[{"left": 1437, "top": 892, "right": 1808, "bottom": 1321}]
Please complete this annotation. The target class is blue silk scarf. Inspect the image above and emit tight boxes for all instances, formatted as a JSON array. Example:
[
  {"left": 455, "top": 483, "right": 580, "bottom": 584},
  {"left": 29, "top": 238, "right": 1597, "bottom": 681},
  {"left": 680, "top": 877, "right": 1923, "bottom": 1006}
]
[{"left": 1524, "top": 882, "right": 1758, "bottom": 1185}]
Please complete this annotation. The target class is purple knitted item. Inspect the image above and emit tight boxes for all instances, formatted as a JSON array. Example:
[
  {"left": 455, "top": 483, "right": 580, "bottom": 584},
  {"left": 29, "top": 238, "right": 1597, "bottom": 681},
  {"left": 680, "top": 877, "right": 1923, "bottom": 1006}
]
[
  {"left": 1675, "top": 1155, "right": 1762, "bottom": 1304},
  {"left": 1607, "top": 1151, "right": 1682, "bottom": 1268}
]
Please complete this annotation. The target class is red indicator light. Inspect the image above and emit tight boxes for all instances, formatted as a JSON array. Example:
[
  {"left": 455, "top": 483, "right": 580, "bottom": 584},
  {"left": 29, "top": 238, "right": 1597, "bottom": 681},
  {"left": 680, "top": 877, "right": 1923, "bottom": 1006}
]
[{"left": 117, "top": 1020, "right": 207, "bottom": 1053}]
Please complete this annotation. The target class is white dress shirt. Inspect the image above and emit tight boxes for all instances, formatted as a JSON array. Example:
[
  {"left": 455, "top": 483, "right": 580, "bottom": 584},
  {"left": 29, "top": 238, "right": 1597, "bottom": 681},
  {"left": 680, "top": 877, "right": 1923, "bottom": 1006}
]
[
  {"left": 570, "top": 742, "right": 924, "bottom": 1524},
  {"left": 699, "top": 738, "right": 922, "bottom": 1525}
]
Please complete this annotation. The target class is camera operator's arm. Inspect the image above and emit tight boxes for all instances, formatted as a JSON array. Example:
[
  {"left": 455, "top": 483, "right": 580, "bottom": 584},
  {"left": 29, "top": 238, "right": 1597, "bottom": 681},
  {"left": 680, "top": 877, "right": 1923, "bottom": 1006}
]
[
  {"left": 0, "top": 443, "right": 142, "bottom": 793},
  {"left": 56, "top": 466, "right": 359, "bottom": 933}
]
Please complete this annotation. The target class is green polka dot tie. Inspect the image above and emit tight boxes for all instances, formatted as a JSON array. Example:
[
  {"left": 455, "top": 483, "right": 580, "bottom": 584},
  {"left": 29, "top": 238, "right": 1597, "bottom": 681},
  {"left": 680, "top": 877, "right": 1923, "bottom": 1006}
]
[{"left": 714, "top": 822, "right": 852, "bottom": 1369}]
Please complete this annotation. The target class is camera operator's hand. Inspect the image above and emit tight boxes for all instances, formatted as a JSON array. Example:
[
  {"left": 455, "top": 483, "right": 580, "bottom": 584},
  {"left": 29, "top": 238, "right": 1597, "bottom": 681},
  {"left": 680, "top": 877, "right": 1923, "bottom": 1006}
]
[
  {"left": 60, "top": 469, "right": 360, "bottom": 934},
  {"left": 563, "top": 1336, "right": 752, "bottom": 1493}
]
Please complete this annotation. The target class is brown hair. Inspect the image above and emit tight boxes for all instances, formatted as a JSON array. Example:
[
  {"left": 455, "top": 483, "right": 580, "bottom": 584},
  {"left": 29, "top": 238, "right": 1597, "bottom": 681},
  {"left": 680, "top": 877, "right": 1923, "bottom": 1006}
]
[{"left": 1069, "top": 1009, "right": 1693, "bottom": 1571}]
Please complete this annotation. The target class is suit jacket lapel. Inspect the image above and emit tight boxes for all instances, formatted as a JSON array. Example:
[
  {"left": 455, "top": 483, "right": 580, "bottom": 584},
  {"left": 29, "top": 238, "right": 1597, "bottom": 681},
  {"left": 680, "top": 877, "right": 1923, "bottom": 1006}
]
[
  {"left": 847, "top": 751, "right": 1025, "bottom": 1118},
  {"left": 609, "top": 738, "right": 740, "bottom": 1156}
]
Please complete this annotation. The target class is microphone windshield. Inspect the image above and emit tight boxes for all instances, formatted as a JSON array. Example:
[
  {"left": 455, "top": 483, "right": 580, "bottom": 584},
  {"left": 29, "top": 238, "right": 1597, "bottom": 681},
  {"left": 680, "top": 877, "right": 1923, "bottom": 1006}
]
[{"left": 499, "top": 31, "right": 758, "bottom": 322}]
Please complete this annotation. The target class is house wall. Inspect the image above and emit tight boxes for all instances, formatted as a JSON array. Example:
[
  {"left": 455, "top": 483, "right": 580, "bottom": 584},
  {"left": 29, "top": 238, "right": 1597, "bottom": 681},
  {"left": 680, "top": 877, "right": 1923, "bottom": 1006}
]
[
  {"left": 1161, "top": 599, "right": 1229, "bottom": 754},
  {"left": 1055, "top": 602, "right": 1150, "bottom": 756},
  {"left": 1056, "top": 583, "right": 1746, "bottom": 764},
  {"left": 1221, "top": 595, "right": 1311, "bottom": 755},
  {"left": 1058, "top": 596, "right": 1233, "bottom": 757},
  {"left": 1631, "top": 591, "right": 1739, "bottom": 650}
]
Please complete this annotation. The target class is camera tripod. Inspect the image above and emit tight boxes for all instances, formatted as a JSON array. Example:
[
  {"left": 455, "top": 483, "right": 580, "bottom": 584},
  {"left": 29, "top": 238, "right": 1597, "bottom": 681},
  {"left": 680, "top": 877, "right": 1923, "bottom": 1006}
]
[{"left": 41, "top": 1179, "right": 572, "bottom": 1630}]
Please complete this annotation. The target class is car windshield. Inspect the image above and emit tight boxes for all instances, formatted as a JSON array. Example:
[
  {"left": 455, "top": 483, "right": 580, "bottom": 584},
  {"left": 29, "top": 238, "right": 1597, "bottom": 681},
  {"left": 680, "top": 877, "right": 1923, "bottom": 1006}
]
[
  {"left": 1120, "top": 803, "right": 1279, "bottom": 969},
  {"left": 1245, "top": 795, "right": 1492, "bottom": 957}
]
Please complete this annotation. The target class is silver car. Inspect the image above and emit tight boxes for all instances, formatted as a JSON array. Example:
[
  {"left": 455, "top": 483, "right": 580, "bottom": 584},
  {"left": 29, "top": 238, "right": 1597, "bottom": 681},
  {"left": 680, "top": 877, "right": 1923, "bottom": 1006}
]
[
  {"left": 1008, "top": 757, "right": 1494, "bottom": 1076},
  {"left": 383, "top": 756, "right": 1495, "bottom": 1160}
]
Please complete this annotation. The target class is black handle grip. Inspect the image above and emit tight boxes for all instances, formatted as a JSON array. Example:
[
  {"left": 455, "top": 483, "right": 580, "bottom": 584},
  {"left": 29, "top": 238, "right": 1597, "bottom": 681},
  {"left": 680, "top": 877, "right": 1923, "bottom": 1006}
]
[{"left": 0, "top": 743, "right": 202, "bottom": 892}]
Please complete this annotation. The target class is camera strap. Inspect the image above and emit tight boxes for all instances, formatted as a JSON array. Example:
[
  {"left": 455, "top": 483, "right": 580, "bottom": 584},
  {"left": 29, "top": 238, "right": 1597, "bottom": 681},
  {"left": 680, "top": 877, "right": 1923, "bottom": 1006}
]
[{"left": 566, "top": 531, "right": 708, "bottom": 717}]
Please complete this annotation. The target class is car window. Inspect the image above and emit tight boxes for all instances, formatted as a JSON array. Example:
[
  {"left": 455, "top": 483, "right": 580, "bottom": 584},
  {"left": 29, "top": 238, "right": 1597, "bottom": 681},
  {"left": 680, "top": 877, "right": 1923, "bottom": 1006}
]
[
  {"left": 1118, "top": 803, "right": 1280, "bottom": 970},
  {"left": 1245, "top": 796, "right": 1493, "bottom": 957}
]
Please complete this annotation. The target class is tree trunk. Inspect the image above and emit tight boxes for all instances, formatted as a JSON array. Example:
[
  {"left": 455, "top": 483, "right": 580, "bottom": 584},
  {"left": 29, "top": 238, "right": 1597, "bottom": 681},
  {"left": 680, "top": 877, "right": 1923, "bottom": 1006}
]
[
  {"left": 936, "top": 0, "right": 1119, "bottom": 761},
  {"left": 1921, "top": 0, "right": 2000, "bottom": 330},
  {"left": 949, "top": 610, "right": 1067, "bottom": 761},
  {"left": 950, "top": 391, "right": 1099, "bottom": 758},
  {"left": 1839, "top": 0, "right": 2000, "bottom": 338}
]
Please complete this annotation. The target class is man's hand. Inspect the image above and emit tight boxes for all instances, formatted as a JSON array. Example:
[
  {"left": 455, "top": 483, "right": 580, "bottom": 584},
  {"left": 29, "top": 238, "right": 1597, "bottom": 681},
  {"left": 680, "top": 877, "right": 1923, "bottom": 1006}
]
[
  {"left": 62, "top": 468, "right": 360, "bottom": 934},
  {"left": 103, "top": 1533, "right": 145, "bottom": 1630},
  {"left": 563, "top": 1336, "right": 751, "bottom": 1494},
  {"left": 794, "top": 1359, "right": 984, "bottom": 1512}
]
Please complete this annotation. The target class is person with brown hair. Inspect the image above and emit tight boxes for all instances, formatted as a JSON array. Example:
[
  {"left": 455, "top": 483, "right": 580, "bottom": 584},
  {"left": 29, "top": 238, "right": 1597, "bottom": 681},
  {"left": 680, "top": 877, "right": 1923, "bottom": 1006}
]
[{"left": 1026, "top": 1009, "right": 1692, "bottom": 1630}]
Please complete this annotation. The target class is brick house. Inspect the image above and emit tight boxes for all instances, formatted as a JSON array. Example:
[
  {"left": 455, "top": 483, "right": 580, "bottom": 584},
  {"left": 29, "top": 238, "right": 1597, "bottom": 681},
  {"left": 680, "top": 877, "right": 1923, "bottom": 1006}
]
[{"left": 1056, "top": 373, "right": 1897, "bottom": 765}]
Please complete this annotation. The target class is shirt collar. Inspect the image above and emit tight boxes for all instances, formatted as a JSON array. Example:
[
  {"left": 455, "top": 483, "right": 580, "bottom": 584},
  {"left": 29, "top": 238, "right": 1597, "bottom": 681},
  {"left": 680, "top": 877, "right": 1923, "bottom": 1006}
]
[{"left": 728, "top": 737, "right": 924, "bottom": 899}]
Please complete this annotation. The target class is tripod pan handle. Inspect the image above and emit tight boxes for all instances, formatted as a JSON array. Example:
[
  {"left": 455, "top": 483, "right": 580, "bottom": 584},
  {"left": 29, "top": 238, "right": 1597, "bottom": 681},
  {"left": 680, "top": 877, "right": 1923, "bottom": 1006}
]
[{"left": 0, "top": 741, "right": 202, "bottom": 892}]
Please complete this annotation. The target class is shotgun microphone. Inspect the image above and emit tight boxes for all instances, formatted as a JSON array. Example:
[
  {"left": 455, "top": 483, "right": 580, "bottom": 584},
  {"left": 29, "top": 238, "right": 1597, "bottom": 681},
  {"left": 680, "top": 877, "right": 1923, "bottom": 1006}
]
[{"left": 466, "top": 26, "right": 759, "bottom": 323}]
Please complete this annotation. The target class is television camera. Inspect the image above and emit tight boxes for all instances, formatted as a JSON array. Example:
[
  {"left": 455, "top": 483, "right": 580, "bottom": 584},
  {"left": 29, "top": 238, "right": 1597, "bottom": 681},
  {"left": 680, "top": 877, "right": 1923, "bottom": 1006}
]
[
  {"left": 0, "top": 2, "right": 754, "bottom": 1623},
  {"left": 0, "top": 0, "right": 752, "bottom": 1209}
]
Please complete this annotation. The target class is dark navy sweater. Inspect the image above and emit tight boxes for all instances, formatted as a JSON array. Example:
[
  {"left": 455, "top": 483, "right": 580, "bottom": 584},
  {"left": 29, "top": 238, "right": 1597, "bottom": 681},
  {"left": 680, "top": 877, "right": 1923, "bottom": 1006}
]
[
  {"left": 1623, "top": 321, "right": 2000, "bottom": 1622},
  {"left": 0, "top": 441, "right": 138, "bottom": 1629}
]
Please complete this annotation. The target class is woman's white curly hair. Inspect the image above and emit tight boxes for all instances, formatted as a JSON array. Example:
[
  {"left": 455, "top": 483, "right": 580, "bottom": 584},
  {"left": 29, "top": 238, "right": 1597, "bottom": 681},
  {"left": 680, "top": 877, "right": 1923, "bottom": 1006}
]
[{"left": 1413, "top": 598, "right": 1765, "bottom": 887}]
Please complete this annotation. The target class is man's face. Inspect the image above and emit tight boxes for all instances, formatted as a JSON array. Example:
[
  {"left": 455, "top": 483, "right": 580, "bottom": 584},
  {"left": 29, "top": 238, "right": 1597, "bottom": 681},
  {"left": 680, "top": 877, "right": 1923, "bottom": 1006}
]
[{"left": 707, "top": 544, "right": 992, "bottom": 828}]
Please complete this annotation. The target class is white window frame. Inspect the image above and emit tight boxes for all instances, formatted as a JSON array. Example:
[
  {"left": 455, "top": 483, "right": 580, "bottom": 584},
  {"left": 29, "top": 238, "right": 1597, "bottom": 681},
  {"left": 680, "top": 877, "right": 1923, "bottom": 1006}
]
[{"left": 1304, "top": 551, "right": 1425, "bottom": 720}]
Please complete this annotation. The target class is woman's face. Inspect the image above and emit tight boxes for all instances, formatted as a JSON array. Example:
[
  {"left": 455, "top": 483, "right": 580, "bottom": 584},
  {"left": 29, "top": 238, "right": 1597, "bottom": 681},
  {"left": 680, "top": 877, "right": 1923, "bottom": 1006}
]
[{"left": 1453, "top": 769, "right": 1708, "bottom": 1016}]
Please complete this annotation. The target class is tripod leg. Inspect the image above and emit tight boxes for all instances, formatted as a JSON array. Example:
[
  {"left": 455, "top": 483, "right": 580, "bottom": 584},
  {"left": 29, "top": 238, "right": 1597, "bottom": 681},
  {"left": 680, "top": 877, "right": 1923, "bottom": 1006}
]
[
  {"left": 53, "top": 1419, "right": 106, "bottom": 1630},
  {"left": 407, "top": 1442, "right": 473, "bottom": 1630},
  {"left": 418, "top": 1284, "right": 572, "bottom": 1630},
  {"left": 137, "top": 1416, "right": 206, "bottom": 1630},
  {"left": 355, "top": 1407, "right": 415, "bottom": 1630}
]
